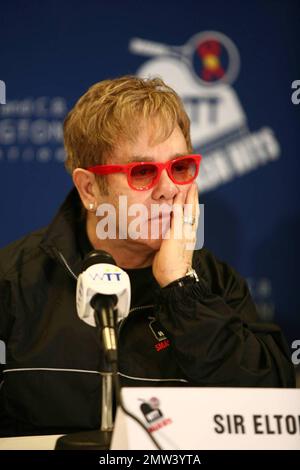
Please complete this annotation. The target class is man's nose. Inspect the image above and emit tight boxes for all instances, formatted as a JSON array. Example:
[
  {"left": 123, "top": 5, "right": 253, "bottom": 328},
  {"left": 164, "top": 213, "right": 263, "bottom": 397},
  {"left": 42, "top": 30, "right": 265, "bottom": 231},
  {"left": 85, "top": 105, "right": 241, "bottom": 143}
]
[{"left": 151, "top": 168, "right": 179, "bottom": 201}]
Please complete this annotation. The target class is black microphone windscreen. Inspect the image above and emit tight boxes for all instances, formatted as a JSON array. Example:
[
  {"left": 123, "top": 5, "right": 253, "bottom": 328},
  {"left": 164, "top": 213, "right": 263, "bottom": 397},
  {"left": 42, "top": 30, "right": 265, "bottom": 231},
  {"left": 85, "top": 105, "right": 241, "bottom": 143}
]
[{"left": 82, "top": 250, "right": 116, "bottom": 271}]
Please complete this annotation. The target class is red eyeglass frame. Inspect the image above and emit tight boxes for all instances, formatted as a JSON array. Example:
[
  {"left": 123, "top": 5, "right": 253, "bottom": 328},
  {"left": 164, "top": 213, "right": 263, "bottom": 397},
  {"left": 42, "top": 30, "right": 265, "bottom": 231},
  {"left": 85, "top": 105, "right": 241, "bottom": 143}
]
[{"left": 87, "top": 154, "right": 202, "bottom": 191}]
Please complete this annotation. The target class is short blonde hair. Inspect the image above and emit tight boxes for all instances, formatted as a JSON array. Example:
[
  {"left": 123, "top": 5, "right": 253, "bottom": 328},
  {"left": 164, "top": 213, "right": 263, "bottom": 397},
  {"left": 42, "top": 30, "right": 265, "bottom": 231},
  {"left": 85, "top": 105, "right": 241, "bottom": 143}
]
[{"left": 64, "top": 75, "right": 192, "bottom": 192}]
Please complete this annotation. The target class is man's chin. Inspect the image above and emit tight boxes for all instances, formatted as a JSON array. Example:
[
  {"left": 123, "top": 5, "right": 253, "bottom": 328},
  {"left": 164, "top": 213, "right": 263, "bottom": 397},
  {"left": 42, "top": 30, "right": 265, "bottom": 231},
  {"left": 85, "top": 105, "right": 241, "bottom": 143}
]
[
  {"left": 130, "top": 236, "right": 163, "bottom": 251},
  {"left": 146, "top": 238, "right": 163, "bottom": 250}
]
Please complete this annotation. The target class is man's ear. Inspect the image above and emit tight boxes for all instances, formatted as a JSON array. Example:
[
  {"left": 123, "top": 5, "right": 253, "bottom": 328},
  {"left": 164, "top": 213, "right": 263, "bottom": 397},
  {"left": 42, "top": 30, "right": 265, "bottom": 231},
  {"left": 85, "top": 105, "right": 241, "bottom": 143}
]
[{"left": 72, "top": 168, "right": 100, "bottom": 210}]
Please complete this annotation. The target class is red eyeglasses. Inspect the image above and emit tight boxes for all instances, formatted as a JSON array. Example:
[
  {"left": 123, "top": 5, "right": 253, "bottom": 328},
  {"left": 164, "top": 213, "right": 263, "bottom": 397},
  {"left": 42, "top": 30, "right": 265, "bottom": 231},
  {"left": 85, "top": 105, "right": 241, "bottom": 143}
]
[{"left": 87, "top": 154, "right": 202, "bottom": 191}]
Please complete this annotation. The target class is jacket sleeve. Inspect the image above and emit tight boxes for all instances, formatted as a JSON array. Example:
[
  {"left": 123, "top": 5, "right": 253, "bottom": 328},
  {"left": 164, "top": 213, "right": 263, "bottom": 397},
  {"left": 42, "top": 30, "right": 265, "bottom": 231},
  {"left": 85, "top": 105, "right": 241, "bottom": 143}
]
[{"left": 156, "top": 252, "right": 295, "bottom": 387}]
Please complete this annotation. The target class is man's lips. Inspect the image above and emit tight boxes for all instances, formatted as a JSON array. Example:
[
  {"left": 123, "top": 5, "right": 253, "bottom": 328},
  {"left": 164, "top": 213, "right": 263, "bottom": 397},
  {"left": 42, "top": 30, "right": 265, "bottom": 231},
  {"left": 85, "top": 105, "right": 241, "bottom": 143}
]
[
  {"left": 148, "top": 213, "right": 171, "bottom": 221},
  {"left": 148, "top": 206, "right": 173, "bottom": 221}
]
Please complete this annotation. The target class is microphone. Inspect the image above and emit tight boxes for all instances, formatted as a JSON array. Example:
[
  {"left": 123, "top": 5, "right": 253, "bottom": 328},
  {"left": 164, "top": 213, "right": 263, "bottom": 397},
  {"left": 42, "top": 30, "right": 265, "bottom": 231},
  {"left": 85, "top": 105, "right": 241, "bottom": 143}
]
[
  {"left": 76, "top": 250, "right": 131, "bottom": 363},
  {"left": 55, "top": 250, "right": 131, "bottom": 450},
  {"left": 56, "top": 250, "right": 161, "bottom": 451}
]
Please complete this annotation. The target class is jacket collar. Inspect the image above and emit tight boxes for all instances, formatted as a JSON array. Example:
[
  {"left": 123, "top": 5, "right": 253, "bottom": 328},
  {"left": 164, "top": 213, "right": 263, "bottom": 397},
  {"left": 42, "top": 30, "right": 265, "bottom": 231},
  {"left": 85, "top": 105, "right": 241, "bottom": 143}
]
[{"left": 40, "top": 187, "right": 86, "bottom": 278}]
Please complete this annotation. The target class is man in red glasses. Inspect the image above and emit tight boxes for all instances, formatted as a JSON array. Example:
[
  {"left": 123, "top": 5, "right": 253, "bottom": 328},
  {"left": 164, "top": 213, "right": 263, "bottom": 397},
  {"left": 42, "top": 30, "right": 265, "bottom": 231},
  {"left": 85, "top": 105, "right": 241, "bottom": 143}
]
[{"left": 0, "top": 76, "right": 295, "bottom": 437}]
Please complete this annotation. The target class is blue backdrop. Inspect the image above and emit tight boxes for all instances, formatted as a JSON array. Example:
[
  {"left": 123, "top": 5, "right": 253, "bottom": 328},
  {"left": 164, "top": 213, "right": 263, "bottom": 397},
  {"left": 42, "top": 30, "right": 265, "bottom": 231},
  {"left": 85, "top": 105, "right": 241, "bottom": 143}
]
[{"left": 0, "top": 0, "right": 299, "bottom": 352}]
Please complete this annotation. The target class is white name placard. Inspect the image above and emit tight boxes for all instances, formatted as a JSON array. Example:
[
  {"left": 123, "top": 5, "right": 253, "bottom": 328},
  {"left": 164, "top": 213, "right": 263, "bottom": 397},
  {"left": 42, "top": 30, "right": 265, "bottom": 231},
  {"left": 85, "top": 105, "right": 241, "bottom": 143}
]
[{"left": 111, "top": 387, "right": 300, "bottom": 450}]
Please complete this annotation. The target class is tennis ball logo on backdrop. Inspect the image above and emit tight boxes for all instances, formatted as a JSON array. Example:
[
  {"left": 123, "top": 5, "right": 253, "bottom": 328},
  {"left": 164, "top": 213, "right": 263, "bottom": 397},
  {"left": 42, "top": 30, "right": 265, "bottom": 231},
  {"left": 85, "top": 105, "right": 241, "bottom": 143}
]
[
  {"left": 129, "top": 31, "right": 281, "bottom": 193},
  {"left": 190, "top": 32, "right": 240, "bottom": 85}
]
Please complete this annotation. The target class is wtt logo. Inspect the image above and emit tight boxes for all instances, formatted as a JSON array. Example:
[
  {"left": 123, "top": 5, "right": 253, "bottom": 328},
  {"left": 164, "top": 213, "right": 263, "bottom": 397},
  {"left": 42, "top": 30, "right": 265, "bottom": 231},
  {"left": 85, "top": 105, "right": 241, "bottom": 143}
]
[
  {"left": 0, "top": 340, "right": 6, "bottom": 364},
  {"left": 0, "top": 80, "right": 6, "bottom": 104},
  {"left": 89, "top": 272, "right": 121, "bottom": 281}
]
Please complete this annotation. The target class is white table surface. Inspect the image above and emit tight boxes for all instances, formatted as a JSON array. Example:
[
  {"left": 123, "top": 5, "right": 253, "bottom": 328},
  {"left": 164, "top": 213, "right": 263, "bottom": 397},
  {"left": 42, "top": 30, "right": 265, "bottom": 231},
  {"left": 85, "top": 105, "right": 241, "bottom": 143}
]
[{"left": 0, "top": 434, "right": 63, "bottom": 450}]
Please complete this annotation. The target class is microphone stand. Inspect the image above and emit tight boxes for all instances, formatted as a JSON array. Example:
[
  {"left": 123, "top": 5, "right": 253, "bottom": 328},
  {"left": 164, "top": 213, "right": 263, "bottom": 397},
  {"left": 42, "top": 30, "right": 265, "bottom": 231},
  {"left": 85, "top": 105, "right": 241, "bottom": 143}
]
[{"left": 55, "top": 295, "right": 118, "bottom": 450}]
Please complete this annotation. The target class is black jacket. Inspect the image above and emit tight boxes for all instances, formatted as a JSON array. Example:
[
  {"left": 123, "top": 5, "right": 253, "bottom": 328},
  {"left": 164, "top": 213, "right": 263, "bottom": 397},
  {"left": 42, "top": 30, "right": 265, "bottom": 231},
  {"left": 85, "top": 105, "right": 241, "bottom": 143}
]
[{"left": 0, "top": 189, "right": 295, "bottom": 437}]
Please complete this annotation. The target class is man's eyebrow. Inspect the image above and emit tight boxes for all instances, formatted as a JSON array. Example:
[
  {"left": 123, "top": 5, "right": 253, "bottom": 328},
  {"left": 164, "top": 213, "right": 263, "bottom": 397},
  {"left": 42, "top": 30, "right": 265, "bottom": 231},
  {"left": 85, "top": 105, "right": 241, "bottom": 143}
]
[{"left": 126, "top": 153, "right": 187, "bottom": 163}]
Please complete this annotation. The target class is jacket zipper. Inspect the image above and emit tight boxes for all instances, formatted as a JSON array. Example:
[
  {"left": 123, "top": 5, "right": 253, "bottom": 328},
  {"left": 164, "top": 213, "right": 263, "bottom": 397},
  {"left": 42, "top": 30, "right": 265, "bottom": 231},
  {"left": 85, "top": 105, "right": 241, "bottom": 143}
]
[
  {"left": 55, "top": 249, "right": 78, "bottom": 280},
  {"left": 118, "top": 304, "right": 154, "bottom": 336}
]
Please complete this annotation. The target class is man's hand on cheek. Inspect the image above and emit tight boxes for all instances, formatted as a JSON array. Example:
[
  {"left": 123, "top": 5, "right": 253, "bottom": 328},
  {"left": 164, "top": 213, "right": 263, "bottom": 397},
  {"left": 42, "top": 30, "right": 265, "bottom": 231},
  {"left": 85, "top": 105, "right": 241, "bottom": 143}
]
[{"left": 152, "top": 183, "right": 199, "bottom": 287}]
